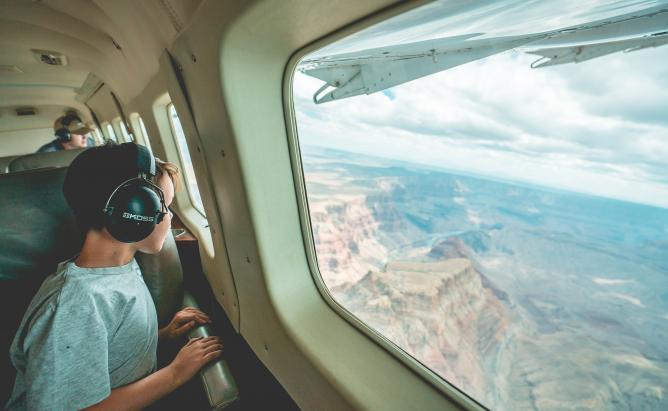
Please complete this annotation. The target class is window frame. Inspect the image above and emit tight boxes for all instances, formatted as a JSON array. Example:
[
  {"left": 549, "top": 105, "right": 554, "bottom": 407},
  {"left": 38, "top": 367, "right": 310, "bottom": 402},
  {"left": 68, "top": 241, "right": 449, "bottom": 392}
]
[
  {"left": 151, "top": 93, "right": 214, "bottom": 258},
  {"left": 166, "top": 102, "right": 206, "bottom": 217},
  {"left": 197, "top": 0, "right": 481, "bottom": 409},
  {"left": 282, "top": 12, "right": 487, "bottom": 411},
  {"left": 285, "top": 9, "right": 668, "bottom": 408}
]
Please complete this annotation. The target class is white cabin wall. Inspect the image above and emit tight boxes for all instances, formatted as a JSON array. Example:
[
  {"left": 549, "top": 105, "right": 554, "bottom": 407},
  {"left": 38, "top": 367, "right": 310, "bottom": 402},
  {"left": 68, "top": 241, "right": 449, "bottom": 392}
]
[
  {"left": 0, "top": 128, "right": 52, "bottom": 156},
  {"left": 165, "top": 0, "right": 466, "bottom": 410}
]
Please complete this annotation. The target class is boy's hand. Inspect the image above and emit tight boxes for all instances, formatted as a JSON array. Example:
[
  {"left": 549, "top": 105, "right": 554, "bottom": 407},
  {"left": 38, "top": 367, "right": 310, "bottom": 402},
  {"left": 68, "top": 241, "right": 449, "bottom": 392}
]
[
  {"left": 168, "top": 336, "right": 223, "bottom": 386},
  {"left": 159, "top": 307, "right": 211, "bottom": 340}
]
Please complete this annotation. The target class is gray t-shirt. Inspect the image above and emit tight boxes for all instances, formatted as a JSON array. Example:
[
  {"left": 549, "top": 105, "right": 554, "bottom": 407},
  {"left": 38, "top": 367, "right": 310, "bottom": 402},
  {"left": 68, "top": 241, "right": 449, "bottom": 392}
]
[{"left": 6, "top": 258, "right": 158, "bottom": 410}]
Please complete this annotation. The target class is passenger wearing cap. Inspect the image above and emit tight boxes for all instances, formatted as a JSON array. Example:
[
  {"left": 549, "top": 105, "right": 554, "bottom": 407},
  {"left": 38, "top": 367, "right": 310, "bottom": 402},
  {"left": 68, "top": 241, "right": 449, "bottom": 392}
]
[
  {"left": 36, "top": 113, "right": 93, "bottom": 153},
  {"left": 6, "top": 142, "right": 222, "bottom": 410}
]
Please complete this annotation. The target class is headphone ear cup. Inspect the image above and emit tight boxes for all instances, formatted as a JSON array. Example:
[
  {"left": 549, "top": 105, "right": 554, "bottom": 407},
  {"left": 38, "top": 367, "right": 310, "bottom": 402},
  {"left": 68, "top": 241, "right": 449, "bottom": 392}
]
[
  {"left": 105, "top": 182, "right": 162, "bottom": 243},
  {"left": 55, "top": 127, "right": 71, "bottom": 141}
]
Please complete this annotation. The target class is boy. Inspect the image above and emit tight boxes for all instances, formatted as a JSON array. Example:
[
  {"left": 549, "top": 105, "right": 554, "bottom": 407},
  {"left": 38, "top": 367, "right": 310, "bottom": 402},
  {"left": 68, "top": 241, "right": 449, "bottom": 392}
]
[
  {"left": 36, "top": 114, "right": 92, "bottom": 153},
  {"left": 6, "top": 142, "right": 221, "bottom": 410}
]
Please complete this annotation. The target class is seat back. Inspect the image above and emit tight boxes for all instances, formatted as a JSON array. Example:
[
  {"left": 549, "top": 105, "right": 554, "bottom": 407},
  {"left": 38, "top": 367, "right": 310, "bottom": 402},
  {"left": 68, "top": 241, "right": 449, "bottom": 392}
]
[
  {"left": 0, "top": 167, "right": 183, "bottom": 403},
  {"left": 0, "top": 156, "right": 20, "bottom": 174},
  {"left": 8, "top": 148, "right": 87, "bottom": 173}
]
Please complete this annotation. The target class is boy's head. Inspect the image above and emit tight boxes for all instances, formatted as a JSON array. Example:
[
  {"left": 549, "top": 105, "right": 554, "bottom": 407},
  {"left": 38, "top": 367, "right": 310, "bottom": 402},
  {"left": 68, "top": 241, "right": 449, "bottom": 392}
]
[
  {"left": 54, "top": 113, "right": 91, "bottom": 150},
  {"left": 63, "top": 141, "right": 180, "bottom": 252}
]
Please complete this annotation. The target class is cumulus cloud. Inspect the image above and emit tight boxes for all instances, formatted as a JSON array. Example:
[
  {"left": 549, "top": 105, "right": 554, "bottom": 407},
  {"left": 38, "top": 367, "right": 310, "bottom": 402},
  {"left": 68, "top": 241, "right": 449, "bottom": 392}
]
[
  {"left": 593, "top": 277, "right": 633, "bottom": 285},
  {"left": 293, "top": 0, "right": 668, "bottom": 208}
]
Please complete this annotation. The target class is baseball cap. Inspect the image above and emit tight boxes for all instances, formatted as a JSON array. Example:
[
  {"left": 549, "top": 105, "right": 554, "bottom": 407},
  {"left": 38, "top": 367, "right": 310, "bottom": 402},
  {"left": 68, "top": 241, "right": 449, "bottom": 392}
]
[
  {"left": 54, "top": 114, "right": 92, "bottom": 136},
  {"left": 63, "top": 142, "right": 145, "bottom": 229}
]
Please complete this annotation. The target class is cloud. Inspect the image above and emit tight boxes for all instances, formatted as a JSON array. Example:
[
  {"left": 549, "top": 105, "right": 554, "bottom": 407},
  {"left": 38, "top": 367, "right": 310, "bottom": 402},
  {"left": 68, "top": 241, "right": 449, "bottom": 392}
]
[
  {"left": 593, "top": 277, "right": 633, "bottom": 285},
  {"left": 292, "top": 1, "right": 668, "bottom": 208},
  {"left": 609, "top": 293, "right": 645, "bottom": 308}
]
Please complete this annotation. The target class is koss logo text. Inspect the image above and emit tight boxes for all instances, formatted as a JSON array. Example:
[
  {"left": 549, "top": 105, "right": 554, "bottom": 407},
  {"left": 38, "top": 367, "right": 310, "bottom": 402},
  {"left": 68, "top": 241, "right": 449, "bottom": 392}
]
[{"left": 122, "top": 212, "right": 154, "bottom": 222}]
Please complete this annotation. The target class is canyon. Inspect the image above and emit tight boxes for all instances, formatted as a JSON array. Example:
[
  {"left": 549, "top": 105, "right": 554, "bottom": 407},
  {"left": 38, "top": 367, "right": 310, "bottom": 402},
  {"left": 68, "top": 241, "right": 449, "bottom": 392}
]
[{"left": 303, "top": 147, "right": 668, "bottom": 410}]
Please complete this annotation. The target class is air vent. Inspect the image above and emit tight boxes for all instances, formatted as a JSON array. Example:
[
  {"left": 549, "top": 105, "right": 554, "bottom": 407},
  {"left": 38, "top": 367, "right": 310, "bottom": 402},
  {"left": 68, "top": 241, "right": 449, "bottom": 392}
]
[
  {"left": 0, "top": 65, "right": 22, "bottom": 74},
  {"left": 31, "top": 49, "right": 68, "bottom": 66},
  {"left": 16, "top": 107, "right": 37, "bottom": 116}
]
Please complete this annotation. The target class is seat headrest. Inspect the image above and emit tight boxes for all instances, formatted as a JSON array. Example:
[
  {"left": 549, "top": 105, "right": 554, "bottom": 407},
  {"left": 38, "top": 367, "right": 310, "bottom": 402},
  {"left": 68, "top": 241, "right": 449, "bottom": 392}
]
[
  {"left": 0, "top": 168, "right": 82, "bottom": 281},
  {"left": 8, "top": 148, "right": 88, "bottom": 173},
  {"left": 0, "top": 156, "right": 20, "bottom": 174},
  {"left": 0, "top": 167, "right": 83, "bottom": 405}
]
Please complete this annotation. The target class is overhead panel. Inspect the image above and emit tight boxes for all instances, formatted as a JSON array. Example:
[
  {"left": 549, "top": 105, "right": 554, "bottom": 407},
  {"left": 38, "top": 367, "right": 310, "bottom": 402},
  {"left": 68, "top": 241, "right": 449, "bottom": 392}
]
[{"left": 76, "top": 72, "right": 104, "bottom": 103}]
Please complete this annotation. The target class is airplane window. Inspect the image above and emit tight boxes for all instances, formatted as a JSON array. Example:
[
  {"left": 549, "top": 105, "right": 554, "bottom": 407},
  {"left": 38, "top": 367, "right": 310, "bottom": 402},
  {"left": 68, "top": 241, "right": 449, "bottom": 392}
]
[
  {"left": 291, "top": 1, "right": 668, "bottom": 410},
  {"left": 105, "top": 123, "right": 117, "bottom": 142},
  {"left": 137, "top": 116, "right": 153, "bottom": 153},
  {"left": 119, "top": 120, "right": 134, "bottom": 142},
  {"left": 93, "top": 128, "right": 104, "bottom": 144},
  {"left": 167, "top": 103, "right": 205, "bottom": 215}
]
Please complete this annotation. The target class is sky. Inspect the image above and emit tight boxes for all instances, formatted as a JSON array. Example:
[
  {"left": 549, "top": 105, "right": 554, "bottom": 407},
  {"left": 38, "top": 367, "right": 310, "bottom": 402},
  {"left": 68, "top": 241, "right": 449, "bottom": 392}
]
[{"left": 293, "top": 0, "right": 668, "bottom": 209}]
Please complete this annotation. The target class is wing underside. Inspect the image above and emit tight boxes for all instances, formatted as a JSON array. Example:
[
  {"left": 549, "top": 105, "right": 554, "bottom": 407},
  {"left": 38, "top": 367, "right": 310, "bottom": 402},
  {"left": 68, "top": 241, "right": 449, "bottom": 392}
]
[{"left": 300, "top": 5, "right": 668, "bottom": 104}]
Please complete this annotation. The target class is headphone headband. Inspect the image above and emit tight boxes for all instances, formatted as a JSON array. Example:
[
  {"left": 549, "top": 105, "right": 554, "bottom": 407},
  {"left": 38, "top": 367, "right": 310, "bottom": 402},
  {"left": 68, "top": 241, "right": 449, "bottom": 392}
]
[
  {"left": 136, "top": 144, "right": 156, "bottom": 177},
  {"left": 61, "top": 113, "right": 80, "bottom": 126},
  {"left": 102, "top": 176, "right": 166, "bottom": 215}
]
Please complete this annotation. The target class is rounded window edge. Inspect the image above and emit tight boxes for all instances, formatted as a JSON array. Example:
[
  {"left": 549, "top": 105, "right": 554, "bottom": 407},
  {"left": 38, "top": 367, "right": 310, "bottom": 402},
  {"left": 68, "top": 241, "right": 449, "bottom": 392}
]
[{"left": 281, "top": 28, "right": 487, "bottom": 411}]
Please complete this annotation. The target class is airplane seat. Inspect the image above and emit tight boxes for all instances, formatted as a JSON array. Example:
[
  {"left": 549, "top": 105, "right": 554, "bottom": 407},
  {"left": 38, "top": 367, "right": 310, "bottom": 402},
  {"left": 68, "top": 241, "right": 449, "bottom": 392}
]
[
  {"left": 0, "top": 168, "right": 82, "bottom": 404},
  {"left": 0, "top": 167, "right": 237, "bottom": 408},
  {"left": 0, "top": 155, "right": 20, "bottom": 174},
  {"left": 7, "top": 148, "right": 88, "bottom": 173}
]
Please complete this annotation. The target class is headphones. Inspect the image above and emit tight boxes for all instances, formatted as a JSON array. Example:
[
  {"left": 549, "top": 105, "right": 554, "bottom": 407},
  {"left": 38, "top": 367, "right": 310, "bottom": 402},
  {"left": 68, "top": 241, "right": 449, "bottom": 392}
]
[
  {"left": 102, "top": 144, "right": 169, "bottom": 243},
  {"left": 54, "top": 113, "right": 81, "bottom": 142}
]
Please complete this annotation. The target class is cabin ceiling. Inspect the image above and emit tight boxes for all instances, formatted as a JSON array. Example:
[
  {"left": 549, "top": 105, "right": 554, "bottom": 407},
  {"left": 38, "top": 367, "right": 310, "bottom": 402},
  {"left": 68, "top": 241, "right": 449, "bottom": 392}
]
[{"left": 0, "top": 0, "right": 202, "bottom": 127}]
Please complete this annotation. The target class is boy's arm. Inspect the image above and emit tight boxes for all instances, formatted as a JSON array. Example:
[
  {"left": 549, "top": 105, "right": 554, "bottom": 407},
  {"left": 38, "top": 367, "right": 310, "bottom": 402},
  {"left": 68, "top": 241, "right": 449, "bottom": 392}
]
[
  {"left": 82, "top": 365, "right": 179, "bottom": 411},
  {"left": 83, "top": 336, "right": 222, "bottom": 411}
]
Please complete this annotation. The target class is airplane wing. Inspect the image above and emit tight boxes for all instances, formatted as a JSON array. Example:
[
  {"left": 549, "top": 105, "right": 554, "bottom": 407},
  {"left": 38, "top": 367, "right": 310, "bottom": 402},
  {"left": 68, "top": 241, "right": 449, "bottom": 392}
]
[
  {"left": 527, "top": 32, "right": 668, "bottom": 68},
  {"left": 300, "top": 5, "right": 668, "bottom": 104},
  {"left": 300, "top": 33, "right": 542, "bottom": 104}
]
